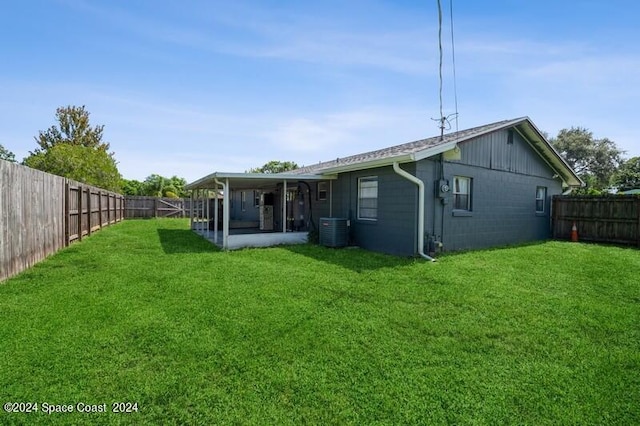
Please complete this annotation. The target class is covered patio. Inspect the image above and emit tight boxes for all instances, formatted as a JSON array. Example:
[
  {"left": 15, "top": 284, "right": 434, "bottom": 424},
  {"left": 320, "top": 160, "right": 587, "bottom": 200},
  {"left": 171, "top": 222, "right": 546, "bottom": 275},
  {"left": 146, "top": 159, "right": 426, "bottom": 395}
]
[{"left": 185, "top": 172, "right": 335, "bottom": 250}]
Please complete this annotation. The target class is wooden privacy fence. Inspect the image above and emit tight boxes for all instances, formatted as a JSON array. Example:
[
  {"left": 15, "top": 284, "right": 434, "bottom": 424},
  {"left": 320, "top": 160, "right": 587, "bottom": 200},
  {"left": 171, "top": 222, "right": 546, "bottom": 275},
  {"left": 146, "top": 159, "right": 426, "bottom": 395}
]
[
  {"left": 0, "top": 160, "right": 124, "bottom": 282},
  {"left": 67, "top": 181, "right": 125, "bottom": 243},
  {"left": 125, "top": 196, "right": 191, "bottom": 218},
  {"left": 552, "top": 195, "right": 640, "bottom": 247}
]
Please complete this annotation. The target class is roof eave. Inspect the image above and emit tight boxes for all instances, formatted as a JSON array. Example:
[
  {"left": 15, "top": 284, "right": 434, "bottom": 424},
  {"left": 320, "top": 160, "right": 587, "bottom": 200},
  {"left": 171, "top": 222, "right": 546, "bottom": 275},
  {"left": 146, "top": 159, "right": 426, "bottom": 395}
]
[
  {"left": 412, "top": 140, "right": 460, "bottom": 161},
  {"left": 514, "top": 120, "right": 584, "bottom": 188},
  {"left": 316, "top": 154, "right": 414, "bottom": 175},
  {"left": 185, "top": 172, "right": 333, "bottom": 190}
]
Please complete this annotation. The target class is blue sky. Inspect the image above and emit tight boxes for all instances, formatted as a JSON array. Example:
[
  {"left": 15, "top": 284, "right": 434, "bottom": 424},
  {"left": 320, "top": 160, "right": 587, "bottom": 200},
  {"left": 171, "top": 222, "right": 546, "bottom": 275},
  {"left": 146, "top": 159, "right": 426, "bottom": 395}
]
[{"left": 1, "top": 0, "right": 638, "bottom": 182}]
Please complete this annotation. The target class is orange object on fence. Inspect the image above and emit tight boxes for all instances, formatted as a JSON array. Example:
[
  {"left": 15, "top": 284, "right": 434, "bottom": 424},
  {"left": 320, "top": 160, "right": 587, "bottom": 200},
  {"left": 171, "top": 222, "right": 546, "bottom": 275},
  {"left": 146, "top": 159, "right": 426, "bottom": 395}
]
[{"left": 571, "top": 222, "right": 579, "bottom": 242}]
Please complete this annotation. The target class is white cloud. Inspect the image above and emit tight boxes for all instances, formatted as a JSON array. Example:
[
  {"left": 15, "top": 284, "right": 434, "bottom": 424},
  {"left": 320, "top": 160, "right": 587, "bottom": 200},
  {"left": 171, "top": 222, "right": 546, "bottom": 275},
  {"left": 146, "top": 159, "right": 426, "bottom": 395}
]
[{"left": 60, "top": 0, "right": 436, "bottom": 75}]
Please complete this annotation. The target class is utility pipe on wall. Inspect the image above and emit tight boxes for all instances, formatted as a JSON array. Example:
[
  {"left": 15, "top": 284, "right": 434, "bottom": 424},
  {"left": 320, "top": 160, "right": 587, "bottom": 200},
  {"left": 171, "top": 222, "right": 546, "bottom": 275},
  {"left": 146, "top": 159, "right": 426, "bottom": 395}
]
[{"left": 392, "top": 162, "right": 436, "bottom": 262}]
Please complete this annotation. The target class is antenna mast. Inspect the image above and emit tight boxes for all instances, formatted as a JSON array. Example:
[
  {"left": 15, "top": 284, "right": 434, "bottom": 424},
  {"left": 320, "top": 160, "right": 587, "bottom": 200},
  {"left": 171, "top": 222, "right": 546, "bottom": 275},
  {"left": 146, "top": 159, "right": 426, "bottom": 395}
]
[{"left": 433, "top": 0, "right": 459, "bottom": 140}]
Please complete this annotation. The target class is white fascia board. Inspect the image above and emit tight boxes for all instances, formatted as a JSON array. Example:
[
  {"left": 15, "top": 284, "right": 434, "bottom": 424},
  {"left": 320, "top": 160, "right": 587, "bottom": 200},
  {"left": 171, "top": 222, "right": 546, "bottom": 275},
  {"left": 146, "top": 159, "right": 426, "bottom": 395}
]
[
  {"left": 185, "top": 172, "right": 333, "bottom": 190},
  {"left": 213, "top": 172, "right": 332, "bottom": 180},
  {"left": 514, "top": 123, "right": 584, "bottom": 187},
  {"left": 411, "top": 140, "right": 461, "bottom": 162},
  {"left": 317, "top": 154, "right": 414, "bottom": 175},
  {"left": 185, "top": 172, "right": 220, "bottom": 190}
]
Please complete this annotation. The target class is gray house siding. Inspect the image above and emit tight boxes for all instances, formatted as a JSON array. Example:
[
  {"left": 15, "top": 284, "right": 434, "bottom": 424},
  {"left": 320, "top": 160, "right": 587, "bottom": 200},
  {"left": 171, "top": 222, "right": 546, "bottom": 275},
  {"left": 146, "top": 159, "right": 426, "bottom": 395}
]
[
  {"left": 228, "top": 190, "right": 260, "bottom": 222},
  {"left": 315, "top": 165, "right": 418, "bottom": 256},
  {"left": 310, "top": 181, "right": 332, "bottom": 227},
  {"left": 310, "top": 126, "right": 568, "bottom": 256},
  {"left": 425, "top": 128, "right": 563, "bottom": 251},
  {"left": 458, "top": 129, "right": 553, "bottom": 177},
  {"left": 439, "top": 164, "right": 561, "bottom": 251}
]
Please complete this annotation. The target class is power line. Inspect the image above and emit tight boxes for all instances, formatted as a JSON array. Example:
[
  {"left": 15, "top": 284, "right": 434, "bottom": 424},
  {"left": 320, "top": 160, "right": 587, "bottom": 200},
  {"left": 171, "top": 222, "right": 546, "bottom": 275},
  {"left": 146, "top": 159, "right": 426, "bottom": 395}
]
[
  {"left": 450, "top": 0, "right": 459, "bottom": 134},
  {"left": 437, "top": 0, "right": 445, "bottom": 139}
]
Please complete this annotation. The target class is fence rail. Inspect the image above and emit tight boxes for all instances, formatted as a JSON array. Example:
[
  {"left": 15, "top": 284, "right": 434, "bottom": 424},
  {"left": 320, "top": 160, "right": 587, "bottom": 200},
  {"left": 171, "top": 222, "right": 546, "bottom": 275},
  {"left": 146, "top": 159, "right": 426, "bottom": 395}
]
[
  {"left": 67, "top": 182, "right": 125, "bottom": 243},
  {"left": 552, "top": 195, "right": 640, "bottom": 247},
  {"left": 1, "top": 160, "right": 124, "bottom": 282}
]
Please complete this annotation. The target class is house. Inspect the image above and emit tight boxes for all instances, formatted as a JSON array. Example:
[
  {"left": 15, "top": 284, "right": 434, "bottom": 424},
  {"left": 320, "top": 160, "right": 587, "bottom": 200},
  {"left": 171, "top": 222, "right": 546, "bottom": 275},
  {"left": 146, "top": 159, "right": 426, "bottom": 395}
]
[{"left": 185, "top": 117, "right": 582, "bottom": 256}]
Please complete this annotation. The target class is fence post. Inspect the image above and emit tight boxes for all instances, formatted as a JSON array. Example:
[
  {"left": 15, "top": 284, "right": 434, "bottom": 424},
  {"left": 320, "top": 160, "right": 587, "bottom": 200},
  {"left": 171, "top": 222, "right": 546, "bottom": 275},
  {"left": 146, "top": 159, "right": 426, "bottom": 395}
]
[
  {"left": 98, "top": 190, "right": 103, "bottom": 229},
  {"left": 77, "top": 185, "right": 83, "bottom": 241},
  {"left": 64, "top": 180, "right": 70, "bottom": 246},
  {"left": 87, "top": 187, "right": 92, "bottom": 236}
]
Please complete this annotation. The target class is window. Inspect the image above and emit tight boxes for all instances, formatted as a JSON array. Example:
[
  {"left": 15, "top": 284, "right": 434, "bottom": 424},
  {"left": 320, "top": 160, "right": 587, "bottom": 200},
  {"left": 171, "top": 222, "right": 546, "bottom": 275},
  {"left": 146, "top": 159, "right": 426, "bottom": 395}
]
[
  {"left": 254, "top": 191, "right": 260, "bottom": 208},
  {"left": 536, "top": 186, "right": 546, "bottom": 213},
  {"left": 453, "top": 176, "right": 472, "bottom": 211},
  {"left": 358, "top": 177, "right": 378, "bottom": 220},
  {"left": 241, "top": 191, "right": 246, "bottom": 211},
  {"left": 317, "top": 182, "right": 328, "bottom": 201}
]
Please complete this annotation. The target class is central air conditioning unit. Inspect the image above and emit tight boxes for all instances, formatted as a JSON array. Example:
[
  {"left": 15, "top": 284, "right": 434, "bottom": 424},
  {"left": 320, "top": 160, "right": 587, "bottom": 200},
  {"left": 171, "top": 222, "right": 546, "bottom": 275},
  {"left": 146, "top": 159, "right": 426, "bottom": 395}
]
[{"left": 319, "top": 217, "right": 348, "bottom": 248}]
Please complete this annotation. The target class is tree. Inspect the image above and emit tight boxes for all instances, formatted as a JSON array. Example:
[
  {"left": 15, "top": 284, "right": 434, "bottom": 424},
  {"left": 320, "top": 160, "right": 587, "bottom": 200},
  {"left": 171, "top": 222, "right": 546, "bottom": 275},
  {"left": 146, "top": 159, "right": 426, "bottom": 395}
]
[
  {"left": 247, "top": 160, "right": 299, "bottom": 174},
  {"left": 136, "top": 174, "right": 188, "bottom": 198},
  {"left": 32, "top": 105, "right": 109, "bottom": 154},
  {"left": 121, "top": 179, "right": 145, "bottom": 196},
  {"left": 24, "top": 105, "right": 121, "bottom": 191},
  {"left": 24, "top": 144, "right": 122, "bottom": 191},
  {"left": 550, "top": 127, "right": 624, "bottom": 193},
  {"left": 612, "top": 157, "right": 640, "bottom": 192},
  {"left": 0, "top": 144, "right": 16, "bottom": 162},
  {"left": 141, "top": 174, "right": 168, "bottom": 197}
]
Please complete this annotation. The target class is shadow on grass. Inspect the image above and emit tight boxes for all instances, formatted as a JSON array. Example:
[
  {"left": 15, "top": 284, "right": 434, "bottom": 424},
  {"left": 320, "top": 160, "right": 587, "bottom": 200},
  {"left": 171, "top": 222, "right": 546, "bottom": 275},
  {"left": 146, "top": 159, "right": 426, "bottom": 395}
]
[
  {"left": 157, "top": 229, "right": 219, "bottom": 254},
  {"left": 282, "top": 243, "right": 415, "bottom": 272}
]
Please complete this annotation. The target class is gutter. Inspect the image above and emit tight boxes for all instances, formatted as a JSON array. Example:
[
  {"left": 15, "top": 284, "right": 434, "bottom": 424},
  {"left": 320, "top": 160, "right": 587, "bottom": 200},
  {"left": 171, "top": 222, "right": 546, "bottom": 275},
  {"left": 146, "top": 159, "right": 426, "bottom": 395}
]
[{"left": 392, "top": 162, "right": 436, "bottom": 262}]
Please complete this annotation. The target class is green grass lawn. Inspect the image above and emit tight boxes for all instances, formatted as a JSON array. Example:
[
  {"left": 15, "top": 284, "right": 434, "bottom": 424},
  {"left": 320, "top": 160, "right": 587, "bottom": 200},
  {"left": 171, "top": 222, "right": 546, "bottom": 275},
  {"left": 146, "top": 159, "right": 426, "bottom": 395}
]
[{"left": 0, "top": 219, "right": 638, "bottom": 425}]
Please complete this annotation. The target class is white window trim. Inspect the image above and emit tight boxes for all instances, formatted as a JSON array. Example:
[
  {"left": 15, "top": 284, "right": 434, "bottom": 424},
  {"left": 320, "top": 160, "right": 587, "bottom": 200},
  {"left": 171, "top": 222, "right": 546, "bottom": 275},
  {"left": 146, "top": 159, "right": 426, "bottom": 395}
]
[
  {"left": 317, "top": 182, "right": 328, "bottom": 201},
  {"left": 452, "top": 176, "right": 472, "bottom": 211},
  {"left": 358, "top": 176, "right": 378, "bottom": 221},
  {"left": 241, "top": 191, "right": 246, "bottom": 211},
  {"left": 536, "top": 186, "right": 546, "bottom": 213}
]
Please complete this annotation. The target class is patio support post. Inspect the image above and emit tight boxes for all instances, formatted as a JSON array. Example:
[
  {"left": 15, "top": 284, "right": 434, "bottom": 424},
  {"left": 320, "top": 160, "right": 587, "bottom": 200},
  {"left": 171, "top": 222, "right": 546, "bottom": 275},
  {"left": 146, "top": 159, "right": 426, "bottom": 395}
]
[
  {"left": 282, "top": 179, "right": 287, "bottom": 233},
  {"left": 200, "top": 189, "right": 205, "bottom": 232},
  {"left": 195, "top": 190, "right": 199, "bottom": 231},
  {"left": 206, "top": 188, "right": 210, "bottom": 236},
  {"left": 223, "top": 178, "right": 230, "bottom": 249},
  {"left": 189, "top": 191, "right": 193, "bottom": 229},
  {"left": 214, "top": 183, "right": 219, "bottom": 244},
  {"left": 197, "top": 190, "right": 202, "bottom": 232}
]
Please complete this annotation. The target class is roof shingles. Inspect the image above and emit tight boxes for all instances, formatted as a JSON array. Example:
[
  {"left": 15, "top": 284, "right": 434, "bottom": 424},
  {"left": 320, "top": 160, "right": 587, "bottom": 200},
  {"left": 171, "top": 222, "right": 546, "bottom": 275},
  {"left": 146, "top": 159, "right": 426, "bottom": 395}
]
[{"left": 289, "top": 118, "right": 522, "bottom": 174}]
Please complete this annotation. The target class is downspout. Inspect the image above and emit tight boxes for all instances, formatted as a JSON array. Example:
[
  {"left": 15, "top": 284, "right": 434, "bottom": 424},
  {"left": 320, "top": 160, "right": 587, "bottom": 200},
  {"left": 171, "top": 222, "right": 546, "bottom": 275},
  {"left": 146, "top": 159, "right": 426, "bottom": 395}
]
[{"left": 392, "top": 162, "right": 436, "bottom": 262}]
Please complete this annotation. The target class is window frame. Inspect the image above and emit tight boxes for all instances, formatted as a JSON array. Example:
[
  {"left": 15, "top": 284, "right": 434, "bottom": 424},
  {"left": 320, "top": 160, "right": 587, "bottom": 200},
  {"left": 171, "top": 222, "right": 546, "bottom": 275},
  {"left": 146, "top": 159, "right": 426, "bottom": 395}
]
[
  {"left": 536, "top": 186, "right": 546, "bottom": 213},
  {"left": 452, "top": 176, "right": 472, "bottom": 212},
  {"left": 357, "top": 176, "right": 378, "bottom": 221},
  {"left": 241, "top": 191, "right": 246, "bottom": 212},
  {"left": 317, "top": 182, "right": 328, "bottom": 201},
  {"left": 254, "top": 191, "right": 260, "bottom": 208}
]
